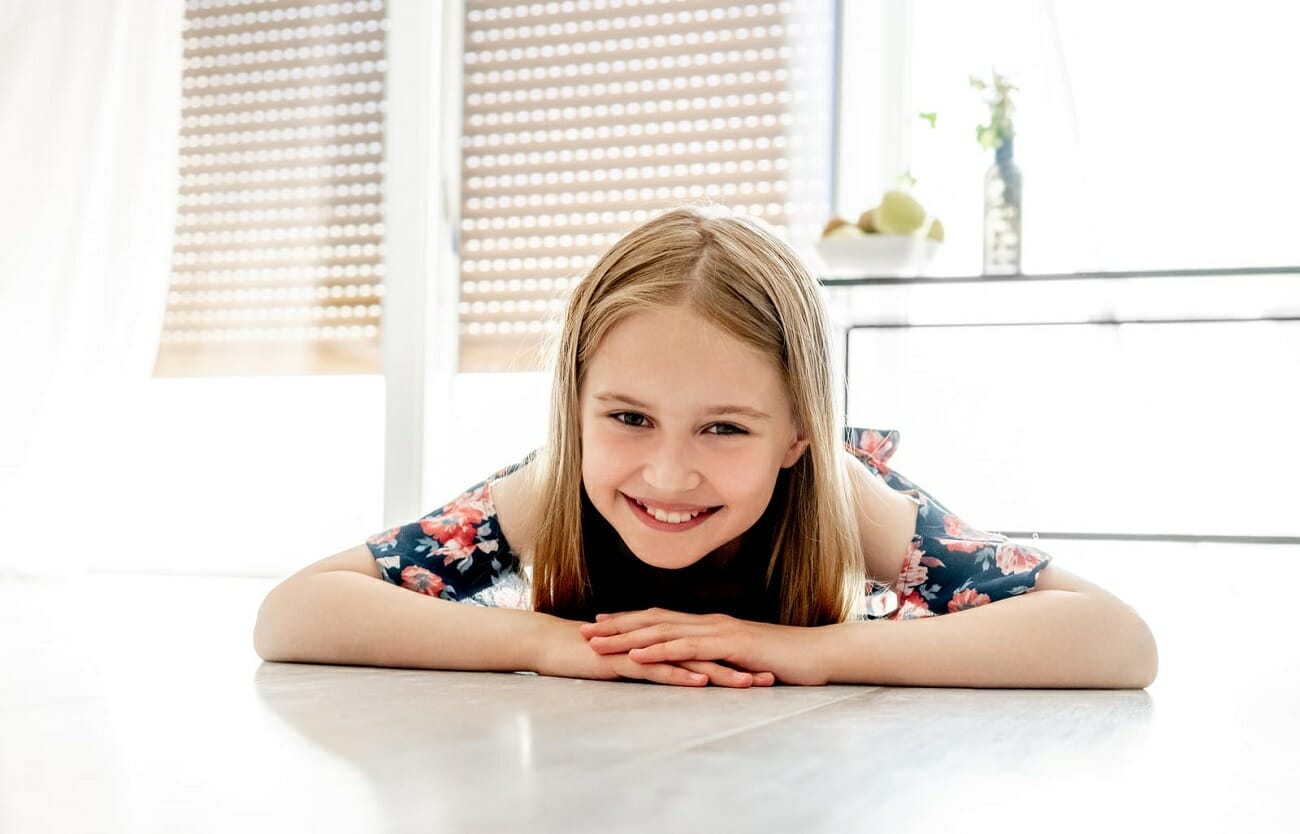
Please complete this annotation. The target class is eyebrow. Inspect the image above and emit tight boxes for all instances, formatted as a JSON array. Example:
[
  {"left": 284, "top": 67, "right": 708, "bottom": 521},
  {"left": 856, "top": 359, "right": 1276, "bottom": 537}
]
[{"left": 593, "top": 392, "right": 772, "bottom": 421}]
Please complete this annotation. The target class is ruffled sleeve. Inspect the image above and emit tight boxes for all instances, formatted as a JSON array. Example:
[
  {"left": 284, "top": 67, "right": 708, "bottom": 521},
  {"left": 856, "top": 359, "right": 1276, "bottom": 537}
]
[
  {"left": 843, "top": 427, "right": 1054, "bottom": 621},
  {"left": 363, "top": 450, "right": 538, "bottom": 609}
]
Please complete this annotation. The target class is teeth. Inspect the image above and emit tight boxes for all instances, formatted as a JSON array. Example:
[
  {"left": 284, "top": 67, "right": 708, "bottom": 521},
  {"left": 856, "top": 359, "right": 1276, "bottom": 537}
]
[{"left": 636, "top": 499, "right": 705, "bottom": 524}]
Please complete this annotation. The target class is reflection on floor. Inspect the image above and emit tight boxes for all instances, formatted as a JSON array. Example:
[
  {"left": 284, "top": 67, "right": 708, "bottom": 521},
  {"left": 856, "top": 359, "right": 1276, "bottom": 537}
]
[{"left": 2, "top": 540, "right": 1296, "bottom": 833}]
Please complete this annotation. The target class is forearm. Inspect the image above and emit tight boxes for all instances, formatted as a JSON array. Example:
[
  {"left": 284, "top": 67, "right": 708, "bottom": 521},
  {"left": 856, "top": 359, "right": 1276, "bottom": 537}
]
[
  {"left": 822, "top": 590, "right": 1158, "bottom": 689},
  {"left": 254, "top": 570, "right": 556, "bottom": 672}
]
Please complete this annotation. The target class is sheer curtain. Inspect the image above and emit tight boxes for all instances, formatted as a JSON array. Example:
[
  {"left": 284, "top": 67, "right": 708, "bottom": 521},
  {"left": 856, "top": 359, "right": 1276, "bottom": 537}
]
[{"left": 0, "top": 1, "right": 183, "bottom": 574}]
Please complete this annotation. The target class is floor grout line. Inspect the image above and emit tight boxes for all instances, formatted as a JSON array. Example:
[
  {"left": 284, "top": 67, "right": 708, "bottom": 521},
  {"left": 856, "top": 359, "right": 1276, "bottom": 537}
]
[{"left": 623, "top": 687, "right": 887, "bottom": 766}]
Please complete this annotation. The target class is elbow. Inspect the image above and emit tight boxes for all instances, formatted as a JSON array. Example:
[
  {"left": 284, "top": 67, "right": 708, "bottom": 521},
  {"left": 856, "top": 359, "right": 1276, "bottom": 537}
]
[
  {"left": 252, "top": 586, "right": 291, "bottom": 662},
  {"left": 1135, "top": 624, "right": 1159, "bottom": 689},
  {"left": 253, "top": 621, "right": 279, "bottom": 662},
  {"left": 1120, "top": 614, "right": 1159, "bottom": 689}
]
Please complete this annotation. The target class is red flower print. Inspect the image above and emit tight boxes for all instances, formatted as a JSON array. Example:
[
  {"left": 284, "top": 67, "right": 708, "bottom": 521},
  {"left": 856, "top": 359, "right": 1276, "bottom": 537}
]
[
  {"left": 401, "top": 565, "right": 446, "bottom": 596},
  {"left": 995, "top": 543, "right": 1045, "bottom": 575},
  {"left": 420, "top": 495, "right": 487, "bottom": 561},
  {"left": 895, "top": 591, "right": 936, "bottom": 620},
  {"left": 942, "top": 513, "right": 996, "bottom": 542},
  {"left": 899, "top": 556, "right": 930, "bottom": 587},
  {"left": 935, "top": 538, "right": 986, "bottom": 554},
  {"left": 848, "top": 429, "right": 898, "bottom": 474},
  {"left": 367, "top": 528, "right": 398, "bottom": 546},
  {"left": 936, "top": 512, "right": 1002, "bottom": 553},
  {"left": 948, "top": 588, "right": 992, "bottom": 613},
  {"left": 897, "top": 538, "right": 928, "bottom": 590}
]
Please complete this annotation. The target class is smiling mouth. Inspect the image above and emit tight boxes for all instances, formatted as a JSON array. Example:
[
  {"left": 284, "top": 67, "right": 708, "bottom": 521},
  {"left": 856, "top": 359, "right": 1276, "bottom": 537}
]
[{"left": 622, "top": 493, "right": 722, "bottom": 527}]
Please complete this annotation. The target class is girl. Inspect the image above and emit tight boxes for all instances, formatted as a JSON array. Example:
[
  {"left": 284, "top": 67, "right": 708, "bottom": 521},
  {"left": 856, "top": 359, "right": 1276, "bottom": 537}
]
[{"left": 254, "top": 207, "right": 1158, "bottom": 689}]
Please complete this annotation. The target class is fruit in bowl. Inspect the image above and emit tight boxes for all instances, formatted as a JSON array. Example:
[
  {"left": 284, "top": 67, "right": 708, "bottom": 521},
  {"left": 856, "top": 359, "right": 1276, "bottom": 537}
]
[
  {"left": 821, "top": 216, "right": 865, "bottom": 239},
  {"left": 874, "top": 189, "right": 928, "bottom": 235},
  {"left": 815, "top": 189, "right": 942, "bottom": 277}
]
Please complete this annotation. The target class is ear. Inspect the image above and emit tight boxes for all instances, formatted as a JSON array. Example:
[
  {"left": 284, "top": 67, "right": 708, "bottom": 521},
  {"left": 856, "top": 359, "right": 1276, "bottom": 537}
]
[{"left": 780, "top": 435, "right": 810, "bottom": 469}]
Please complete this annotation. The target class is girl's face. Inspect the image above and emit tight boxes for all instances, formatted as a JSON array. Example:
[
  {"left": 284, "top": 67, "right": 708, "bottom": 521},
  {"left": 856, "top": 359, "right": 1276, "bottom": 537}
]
[{"left": 578, "top": 305, "right": 809, "bottom": 570}]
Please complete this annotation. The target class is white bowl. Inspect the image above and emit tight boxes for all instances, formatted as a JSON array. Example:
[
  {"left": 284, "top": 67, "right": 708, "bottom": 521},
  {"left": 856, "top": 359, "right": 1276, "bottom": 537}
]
[{"left": 813, "top": 235, "right": 940, "bottom": 278}]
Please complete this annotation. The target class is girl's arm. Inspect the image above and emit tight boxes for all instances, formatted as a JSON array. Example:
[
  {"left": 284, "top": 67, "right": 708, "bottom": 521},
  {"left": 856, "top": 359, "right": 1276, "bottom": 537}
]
[
  {"left": 839, "top": 441, "right": 1158, "bottom": 687},
  {"left": 253, "top": 544, "right": 549, "bottom": 671},
  {"left": 820, "top": 563, "right": 1159, "bottom": 688},
  {"left": 254, "top": 545, "right": 765, "bottom": 686},
  {"left": 586, "top": 565, "right": 1158, "bottom": 689}
]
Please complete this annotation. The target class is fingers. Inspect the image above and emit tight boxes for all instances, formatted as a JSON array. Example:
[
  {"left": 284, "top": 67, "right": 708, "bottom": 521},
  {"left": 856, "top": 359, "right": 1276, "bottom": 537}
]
[
  {"left": 679, "top": 660, "right": 775, "bottom": 688},
  {"left": 607, "top": 656, "right": 774, "bottom": 688},
  {"left": 628, "top": 638, "right": 717, "bottom": 664},
  {"left": 583, "top": 609, "right": 719, "bottom": 637},
  {"left": 585, "top": 623, "right": 712, "bottom": 655},
  {"left": 613, "top": 658, "right": 708, "bottom": 687}
]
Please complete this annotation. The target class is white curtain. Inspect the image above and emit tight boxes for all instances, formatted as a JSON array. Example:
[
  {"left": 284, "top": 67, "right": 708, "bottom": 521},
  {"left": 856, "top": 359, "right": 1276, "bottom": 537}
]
[{"left": 0, "top": 2, "right": 183, "bottom": 574}]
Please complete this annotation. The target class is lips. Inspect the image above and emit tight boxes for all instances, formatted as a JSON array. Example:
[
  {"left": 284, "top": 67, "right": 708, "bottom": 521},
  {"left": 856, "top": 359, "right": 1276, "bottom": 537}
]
[
  {"left": 622, "top": 493, "right": 722, "bottom": 531},
  {"left": 624, "top": 494, "right": 720, "bottom": 514}
]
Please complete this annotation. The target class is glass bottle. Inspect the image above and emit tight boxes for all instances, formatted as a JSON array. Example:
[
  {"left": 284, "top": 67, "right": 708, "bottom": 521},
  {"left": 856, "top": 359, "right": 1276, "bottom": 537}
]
[{"left": 983, "top": 138, "right": 1023, "bottom": 275}]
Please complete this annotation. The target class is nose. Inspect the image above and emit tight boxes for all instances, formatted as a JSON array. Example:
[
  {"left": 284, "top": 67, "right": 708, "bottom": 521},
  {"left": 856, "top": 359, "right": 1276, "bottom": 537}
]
[{"left": 642, "top": 434, "right": 702, "bottom": 494}]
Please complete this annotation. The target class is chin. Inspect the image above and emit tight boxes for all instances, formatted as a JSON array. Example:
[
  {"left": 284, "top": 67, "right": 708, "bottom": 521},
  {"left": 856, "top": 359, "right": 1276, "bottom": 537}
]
[{"left": 625, "top": 543, "right": 710, "bottom": 571}]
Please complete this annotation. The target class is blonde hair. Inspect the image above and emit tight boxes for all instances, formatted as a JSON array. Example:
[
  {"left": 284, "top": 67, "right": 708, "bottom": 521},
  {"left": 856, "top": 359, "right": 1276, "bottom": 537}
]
[{"left": 531, "top": 206, "right": 866, "bottom": 626}]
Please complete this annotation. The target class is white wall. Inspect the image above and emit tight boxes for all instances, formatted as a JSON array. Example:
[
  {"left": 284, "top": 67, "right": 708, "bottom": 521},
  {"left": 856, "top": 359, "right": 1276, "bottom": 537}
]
[
  {"left": 2, "top": 377, "right": 385, "bottom": 578},
  {"left": 847, "top": 320, "right": 1300, "bottom": 538}
]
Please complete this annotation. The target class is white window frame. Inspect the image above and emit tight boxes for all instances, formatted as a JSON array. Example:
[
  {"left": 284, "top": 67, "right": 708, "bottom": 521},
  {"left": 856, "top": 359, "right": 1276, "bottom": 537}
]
[{"left": 381, "top": 0, "right": 464, "bottom": 527}]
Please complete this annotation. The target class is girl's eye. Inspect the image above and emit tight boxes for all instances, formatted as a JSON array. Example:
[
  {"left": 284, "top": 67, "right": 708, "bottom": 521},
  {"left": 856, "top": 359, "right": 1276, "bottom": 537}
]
[
  {"left": 612, "top": 412, "right": 649, "bottom": 428},
  {"left": 609, "top": 412, "right": 747, "bottom": 436},
  {"left": 706, "top": 423, "right": 746, "bottom": 436}
]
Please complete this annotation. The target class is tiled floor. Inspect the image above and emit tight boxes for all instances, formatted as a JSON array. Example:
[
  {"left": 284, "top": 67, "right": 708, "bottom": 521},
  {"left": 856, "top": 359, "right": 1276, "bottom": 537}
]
[{"left": 2, "top": 541, "right": 1296, "bottom": 833}]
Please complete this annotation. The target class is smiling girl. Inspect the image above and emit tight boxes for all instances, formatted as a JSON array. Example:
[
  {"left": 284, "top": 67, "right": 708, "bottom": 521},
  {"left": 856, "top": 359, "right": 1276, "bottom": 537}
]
[{"left": 253, "top": 207, "right": 1158, "bottom": 689}]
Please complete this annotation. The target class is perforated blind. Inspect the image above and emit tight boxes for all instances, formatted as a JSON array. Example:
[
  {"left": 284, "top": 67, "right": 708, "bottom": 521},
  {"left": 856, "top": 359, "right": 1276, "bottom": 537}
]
[
  {"left": 154, "top": 0, "right": 389, "bottom": 377},
  {"left": 458, "top": 0, "right": 834, "bottom": 372}
]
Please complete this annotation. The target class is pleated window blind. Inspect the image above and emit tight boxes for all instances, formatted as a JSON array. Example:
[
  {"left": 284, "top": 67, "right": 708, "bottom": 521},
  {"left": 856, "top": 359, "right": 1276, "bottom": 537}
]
[
  {"left": 155, "top": 0, "right": 389, "bottom": 377},
  {"left": 458, "top": 0, "right": 834, "bottom": 372}
]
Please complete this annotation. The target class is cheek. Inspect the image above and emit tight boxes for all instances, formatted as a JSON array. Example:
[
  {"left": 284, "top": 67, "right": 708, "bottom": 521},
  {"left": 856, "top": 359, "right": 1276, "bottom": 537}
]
[
  {"left": 727, "top": 463, "right": 782, "bottom": 508},
  {"left": 580, "top": 421, "right": 628, "bottom": 481}
]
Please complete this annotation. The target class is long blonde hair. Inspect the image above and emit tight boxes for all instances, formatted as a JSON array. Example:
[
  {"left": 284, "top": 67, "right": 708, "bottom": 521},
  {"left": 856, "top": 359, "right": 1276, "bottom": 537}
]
[{"left": 531, "top": 206, "right": 865, "bottom": 626}]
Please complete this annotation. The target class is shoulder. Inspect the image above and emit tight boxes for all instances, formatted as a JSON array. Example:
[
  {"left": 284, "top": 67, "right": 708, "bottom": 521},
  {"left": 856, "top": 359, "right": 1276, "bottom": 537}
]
[
  {"left": 841, "top": 447, "right": 920, "bottom": 584},
  {"left": 487, "top": 450, "right": 546, "bottom": 565}
]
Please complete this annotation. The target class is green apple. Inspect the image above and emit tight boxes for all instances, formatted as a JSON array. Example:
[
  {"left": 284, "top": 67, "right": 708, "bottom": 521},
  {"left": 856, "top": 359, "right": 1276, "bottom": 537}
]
[{"left": 874, "top": 190, "right": 928, "bottom": 235}]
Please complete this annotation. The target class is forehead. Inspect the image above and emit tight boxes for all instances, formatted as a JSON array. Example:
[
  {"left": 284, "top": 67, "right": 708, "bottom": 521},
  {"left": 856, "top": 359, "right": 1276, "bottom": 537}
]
[{"left": 582, "top": 307, "right": 790, "bottom": 413}]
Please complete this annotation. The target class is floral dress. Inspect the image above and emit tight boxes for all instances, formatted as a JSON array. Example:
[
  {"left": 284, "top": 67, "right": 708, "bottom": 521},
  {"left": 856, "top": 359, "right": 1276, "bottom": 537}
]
[{"left": 364, "top": 427, "right": 1053, "bottom": 621}]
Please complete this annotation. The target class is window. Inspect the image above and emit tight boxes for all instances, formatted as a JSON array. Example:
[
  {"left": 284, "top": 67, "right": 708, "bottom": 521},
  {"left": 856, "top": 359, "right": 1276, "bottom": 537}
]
[
  {"left": 457, "top": 0, "right": 836, "bottom": 372},
  {"left": 155, "top": 0, "right": 390, "bottom": 377}
]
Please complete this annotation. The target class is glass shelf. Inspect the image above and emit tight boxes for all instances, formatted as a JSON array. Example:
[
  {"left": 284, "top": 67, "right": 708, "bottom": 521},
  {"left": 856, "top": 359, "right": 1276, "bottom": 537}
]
[{"left": 819, "top": 265, "right": 1300, "bottom": 287}]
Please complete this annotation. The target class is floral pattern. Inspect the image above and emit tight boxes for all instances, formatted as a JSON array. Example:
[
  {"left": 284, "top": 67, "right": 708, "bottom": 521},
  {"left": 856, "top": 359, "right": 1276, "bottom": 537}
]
[
  {"left": 365, "top": 430, "right": 1053, "bottom": 621},
  {"left": 365, "top": 452, "right": 535, "bottom": 608},
  {"left": 844, "top": 427, "right": 1052, "bottom": 620}
]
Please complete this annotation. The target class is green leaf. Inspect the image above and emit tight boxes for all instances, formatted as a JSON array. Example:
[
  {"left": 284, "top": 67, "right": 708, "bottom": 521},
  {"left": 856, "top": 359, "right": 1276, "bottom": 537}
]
[{"left": 918, "top": 111, "right": 937, "bottom": 128}]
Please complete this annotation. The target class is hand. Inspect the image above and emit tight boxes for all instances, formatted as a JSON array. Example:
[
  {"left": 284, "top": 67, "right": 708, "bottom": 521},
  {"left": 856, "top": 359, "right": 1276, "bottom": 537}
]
[
  {"left": 533, "top": 615, "right": 773, "bottom": 688},
  {"left": 580, "top": 608, "right": 834, "bottom": 686}
]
